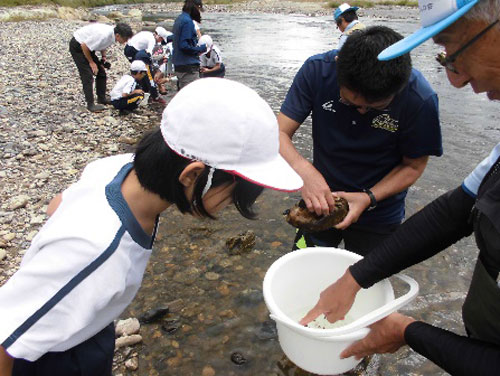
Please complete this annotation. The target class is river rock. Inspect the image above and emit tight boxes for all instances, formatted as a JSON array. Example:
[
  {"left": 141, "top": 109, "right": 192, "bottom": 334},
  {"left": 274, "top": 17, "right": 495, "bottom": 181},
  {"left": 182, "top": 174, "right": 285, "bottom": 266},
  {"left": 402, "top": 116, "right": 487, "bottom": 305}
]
[
  {"left": 8, "top": 195, "right": 29, "bottom": 210},
  {"left": 124, "top": 357, "right": 139, "bottom": 371},
  {"left": 205, "top": 271, "right": 220, "bottom": 281},
  {"left": 225, "top": 230, "right": 256, "bottom": 255},
  {"left": 202, "top": 365, "right": 216, "bottom": 376},
  {"left": 115, "top": 318, "right": 140, "bottom": 337},
  {"left": 115, "top": 334, "right": 142, "bottom": 349},
  {"left": 0, "top": 249, "right": 6, "bottom": 261}
]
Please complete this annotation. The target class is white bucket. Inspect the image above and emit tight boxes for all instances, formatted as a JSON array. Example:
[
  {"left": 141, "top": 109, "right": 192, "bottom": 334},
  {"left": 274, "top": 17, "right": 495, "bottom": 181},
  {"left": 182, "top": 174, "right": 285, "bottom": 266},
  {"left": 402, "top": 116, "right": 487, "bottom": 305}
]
[{"left": 263, "top": 247, "right": 418, "bottom": 375}]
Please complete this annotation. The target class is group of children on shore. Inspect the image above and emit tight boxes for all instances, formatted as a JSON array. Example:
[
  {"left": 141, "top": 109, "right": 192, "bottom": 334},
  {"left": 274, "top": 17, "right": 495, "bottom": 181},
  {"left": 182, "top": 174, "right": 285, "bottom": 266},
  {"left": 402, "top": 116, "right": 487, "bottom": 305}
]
[{"left": 69, "top": 16, "right": 225, "bottom": 115}]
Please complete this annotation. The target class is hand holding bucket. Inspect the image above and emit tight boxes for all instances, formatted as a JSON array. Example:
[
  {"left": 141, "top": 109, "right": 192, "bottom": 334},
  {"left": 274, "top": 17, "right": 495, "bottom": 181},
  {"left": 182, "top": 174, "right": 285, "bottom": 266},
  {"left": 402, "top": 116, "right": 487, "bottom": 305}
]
[{"left": 263, "top": 247, "right": 419, "bottom": 375}]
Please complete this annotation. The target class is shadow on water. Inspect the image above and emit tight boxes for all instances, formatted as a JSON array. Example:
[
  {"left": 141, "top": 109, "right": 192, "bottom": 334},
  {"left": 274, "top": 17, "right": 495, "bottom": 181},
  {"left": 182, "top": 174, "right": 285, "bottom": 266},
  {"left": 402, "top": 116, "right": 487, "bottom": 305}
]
[{"left": 103, "top": 8, "right": 500, "bottom": 376}]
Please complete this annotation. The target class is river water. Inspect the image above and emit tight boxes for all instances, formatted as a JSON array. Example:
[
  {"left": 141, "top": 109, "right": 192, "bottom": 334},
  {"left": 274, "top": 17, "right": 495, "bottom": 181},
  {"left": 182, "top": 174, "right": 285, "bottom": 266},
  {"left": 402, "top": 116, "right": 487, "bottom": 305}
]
[{"left": 99, "top": 6, "right": 500, "bottom": 376}]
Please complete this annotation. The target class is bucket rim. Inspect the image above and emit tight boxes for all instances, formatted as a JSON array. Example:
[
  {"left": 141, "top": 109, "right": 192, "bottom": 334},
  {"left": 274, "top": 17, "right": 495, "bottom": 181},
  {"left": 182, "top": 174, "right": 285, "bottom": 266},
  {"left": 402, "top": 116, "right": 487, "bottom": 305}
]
[{"left": 263, "top": 247, "right": 392, "bottom": 337}]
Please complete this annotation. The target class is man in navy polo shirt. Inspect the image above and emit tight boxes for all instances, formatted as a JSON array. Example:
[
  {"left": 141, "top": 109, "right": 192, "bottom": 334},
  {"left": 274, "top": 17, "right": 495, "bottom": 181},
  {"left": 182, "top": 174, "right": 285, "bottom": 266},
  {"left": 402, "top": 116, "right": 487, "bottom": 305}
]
[{"left": 279, "top": 26, "right": 443, "bottom": 256}]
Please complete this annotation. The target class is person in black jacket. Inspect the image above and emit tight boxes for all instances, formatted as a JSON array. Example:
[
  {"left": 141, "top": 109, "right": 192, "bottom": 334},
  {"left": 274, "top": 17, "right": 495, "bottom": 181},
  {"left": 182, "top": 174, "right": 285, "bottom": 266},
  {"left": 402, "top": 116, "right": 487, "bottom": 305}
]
[{"left": 300, "top": 1, "right": 500, "bottom": 375}]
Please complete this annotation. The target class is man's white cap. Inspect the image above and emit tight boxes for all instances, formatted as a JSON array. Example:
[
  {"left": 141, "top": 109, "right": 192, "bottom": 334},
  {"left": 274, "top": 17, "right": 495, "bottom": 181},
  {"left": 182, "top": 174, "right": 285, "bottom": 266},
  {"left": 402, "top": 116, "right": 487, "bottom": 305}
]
[
  {"left": 130, "top": 60, "right": 147, "bottom": 72},
  {"left": 155, "top": 26, "right": 172, "bottom": 41},
  {"left": 378, "top": 0, "right": 479, "bottom": 60},
  {"left": 197, "top": 34, "right": 213, "bottom": 55},
  {"left": 160, "top": 78, "right": 303, "bottom": 192}
]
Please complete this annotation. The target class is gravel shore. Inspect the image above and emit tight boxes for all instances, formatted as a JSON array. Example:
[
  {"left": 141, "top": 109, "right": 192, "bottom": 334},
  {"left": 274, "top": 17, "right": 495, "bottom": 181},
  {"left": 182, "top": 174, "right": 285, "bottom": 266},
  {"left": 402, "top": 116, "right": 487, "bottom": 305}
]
[{"left": 0, "top": 0, "right": 362, "bottom": 286}]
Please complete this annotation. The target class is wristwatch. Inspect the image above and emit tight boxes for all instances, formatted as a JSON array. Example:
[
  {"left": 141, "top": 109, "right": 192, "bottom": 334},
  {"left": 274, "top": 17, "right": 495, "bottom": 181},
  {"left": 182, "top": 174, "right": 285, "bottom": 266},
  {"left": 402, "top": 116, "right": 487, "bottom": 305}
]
[{"left": 363, "top": 188, "right": 377, "bottom": 211}]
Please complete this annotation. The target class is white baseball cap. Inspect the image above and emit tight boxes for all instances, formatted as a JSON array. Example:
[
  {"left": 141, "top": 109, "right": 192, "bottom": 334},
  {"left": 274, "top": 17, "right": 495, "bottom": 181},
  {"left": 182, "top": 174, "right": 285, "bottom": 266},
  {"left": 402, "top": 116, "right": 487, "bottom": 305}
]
[
  {"left": 130, "top": 60, "right": 147, "bottom": 72},
  {"left": 160, "top": 78, "right": 303, "bottom": 192},
  {"left": 378, "top": 0, "right": 479, "bottom": 60},
  {"left": 197, "top": 34, "right": 213, "bottom": 55},
  {"left": 155, "top": 26, "right": 172, "bottom": 42}
]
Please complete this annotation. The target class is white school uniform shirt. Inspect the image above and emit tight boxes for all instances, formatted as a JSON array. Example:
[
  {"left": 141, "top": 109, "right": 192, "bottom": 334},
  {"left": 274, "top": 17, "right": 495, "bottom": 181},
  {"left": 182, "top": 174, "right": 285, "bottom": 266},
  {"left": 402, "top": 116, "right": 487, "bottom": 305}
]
[
  {"left": 73, "top": 23, "right": 115, "bottom": 52},
  {"left": 110, "top": 75, "right": 138, "bottom": 101},
  {"left": 200, "top": 45, "right": 222, "bottom": 68},
  {"left": 127, "top": 31, "right": 156, "bottom": 54},
  {"left": 0, "top": 154, "right": 157, "bottom": 361}
]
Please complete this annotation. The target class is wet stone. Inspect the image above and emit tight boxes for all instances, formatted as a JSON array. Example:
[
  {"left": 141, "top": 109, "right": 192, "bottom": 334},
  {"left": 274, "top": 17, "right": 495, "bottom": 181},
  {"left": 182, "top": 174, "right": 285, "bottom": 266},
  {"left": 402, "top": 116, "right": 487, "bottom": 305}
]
[
  {"left": 139, "top": 306, "right": 169, "bottom": 324},
  {"left": 205, "top": 272, "right": 220, "bottom": 281},
  {"left": 225, "top": 230, "right": 256, "bottom": 255},
  {"left": 230, "top": 352, "right": 248, "bottom": 366},
  {"left": 255, "top": 319, "right": 278, "bottom": 340},
  {"left": 234, "top": 288, "right": 263, "bottom": 307}
]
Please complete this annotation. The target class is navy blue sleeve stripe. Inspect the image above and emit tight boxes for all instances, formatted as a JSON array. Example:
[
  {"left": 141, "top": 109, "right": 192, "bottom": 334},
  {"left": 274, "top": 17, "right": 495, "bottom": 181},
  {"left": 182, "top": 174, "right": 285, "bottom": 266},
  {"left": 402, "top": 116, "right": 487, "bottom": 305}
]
[{"left": 2, "top": 226, "right": 126, "bottom": 350}]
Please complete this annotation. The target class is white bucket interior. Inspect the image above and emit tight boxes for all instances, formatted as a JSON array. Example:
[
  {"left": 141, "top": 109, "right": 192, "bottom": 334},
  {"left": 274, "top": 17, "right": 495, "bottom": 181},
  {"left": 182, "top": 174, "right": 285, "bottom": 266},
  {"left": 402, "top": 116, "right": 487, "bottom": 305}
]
[{"left": 265, "top": 247, "right": 395, "bottom": 333}]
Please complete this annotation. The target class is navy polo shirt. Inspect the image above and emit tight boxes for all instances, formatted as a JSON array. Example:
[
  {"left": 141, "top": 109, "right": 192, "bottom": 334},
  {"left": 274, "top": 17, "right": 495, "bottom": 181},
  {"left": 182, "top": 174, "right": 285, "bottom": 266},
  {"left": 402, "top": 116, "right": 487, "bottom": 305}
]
[{"left": 281, "top": 50, "right": 443, "bottom": 225}]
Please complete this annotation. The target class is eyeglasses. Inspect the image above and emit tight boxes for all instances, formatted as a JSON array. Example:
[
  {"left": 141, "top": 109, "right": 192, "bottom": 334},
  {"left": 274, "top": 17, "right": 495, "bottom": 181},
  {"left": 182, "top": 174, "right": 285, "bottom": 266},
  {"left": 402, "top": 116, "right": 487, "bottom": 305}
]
[
  {"left": 436, "top": 19, "right": 499, "bottom": 74},
  {"left": 338, "top": 96, "right": 391, "bottom": 112}
]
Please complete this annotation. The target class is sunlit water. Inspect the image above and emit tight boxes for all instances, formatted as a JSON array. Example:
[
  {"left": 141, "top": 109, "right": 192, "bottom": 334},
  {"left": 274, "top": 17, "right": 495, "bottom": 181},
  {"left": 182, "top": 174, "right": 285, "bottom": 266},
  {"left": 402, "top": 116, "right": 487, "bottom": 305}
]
[{"left": 93, "top": 7, "right": 500, "bottom": 375}]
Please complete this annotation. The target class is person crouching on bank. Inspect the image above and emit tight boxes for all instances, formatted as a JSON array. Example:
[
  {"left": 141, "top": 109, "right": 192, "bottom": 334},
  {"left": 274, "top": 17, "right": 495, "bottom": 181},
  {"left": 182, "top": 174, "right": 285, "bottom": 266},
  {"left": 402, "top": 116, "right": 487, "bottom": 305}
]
[{"left": 110, "top": 60, "right": 147, "bottom": 116}]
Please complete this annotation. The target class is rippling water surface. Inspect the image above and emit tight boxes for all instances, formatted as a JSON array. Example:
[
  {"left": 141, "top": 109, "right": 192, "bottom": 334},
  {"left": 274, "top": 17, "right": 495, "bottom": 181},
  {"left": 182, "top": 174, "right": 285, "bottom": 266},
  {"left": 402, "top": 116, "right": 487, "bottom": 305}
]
[{"left": 97, "top": 7, "right": 500, "bottom": 375}]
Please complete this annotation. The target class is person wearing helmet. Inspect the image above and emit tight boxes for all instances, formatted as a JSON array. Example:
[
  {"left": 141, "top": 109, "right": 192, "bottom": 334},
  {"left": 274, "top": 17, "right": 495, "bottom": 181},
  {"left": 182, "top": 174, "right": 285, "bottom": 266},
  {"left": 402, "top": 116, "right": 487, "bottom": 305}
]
[{"left": 0, "top": 78, "right": 302, "bottom": 376}]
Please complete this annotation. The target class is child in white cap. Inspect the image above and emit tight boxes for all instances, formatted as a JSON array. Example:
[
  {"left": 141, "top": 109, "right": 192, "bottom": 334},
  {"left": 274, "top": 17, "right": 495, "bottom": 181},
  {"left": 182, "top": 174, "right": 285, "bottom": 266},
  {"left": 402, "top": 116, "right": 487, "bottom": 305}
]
[
  {"left": 110, "top": 60, "right": 147, "bottom": 116},
  {"left": 198, "top": 34, "right": 225, "bottom": 78},
  {"left": 0, "top": 78, "right": 302, "bottom": 376}
]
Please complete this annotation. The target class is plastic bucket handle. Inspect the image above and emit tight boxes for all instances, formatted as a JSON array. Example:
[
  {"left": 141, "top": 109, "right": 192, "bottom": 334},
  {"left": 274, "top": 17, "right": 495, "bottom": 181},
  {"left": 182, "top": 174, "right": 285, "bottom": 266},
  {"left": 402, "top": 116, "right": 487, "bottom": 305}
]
[
  {"left": 269, "top": 313, "right": 371, "bottom": 341},
  {"left": 269, "top": 273, "right": 419, "bottom": 338}
]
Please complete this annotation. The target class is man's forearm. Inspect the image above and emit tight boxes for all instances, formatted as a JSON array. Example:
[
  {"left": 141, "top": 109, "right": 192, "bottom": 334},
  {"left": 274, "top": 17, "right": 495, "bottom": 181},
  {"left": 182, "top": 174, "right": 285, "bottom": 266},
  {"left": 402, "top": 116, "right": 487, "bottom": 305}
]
[
  {"left": 350, "top": 185, "right": 475, "bottom": 288},
  {"left": 279, "top": 131, "right": 316, "bottom": 178},
  {"left": 0, "top": 346, "right": 13, "bottom": 376},
  {"left": 370, "top": 156, "right": 428, "bottom": 203}
]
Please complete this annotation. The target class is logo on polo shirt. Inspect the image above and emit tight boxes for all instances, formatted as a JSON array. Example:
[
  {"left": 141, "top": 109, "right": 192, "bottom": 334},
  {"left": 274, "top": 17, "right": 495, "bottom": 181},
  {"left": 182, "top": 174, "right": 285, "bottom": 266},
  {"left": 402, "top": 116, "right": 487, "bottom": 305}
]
[
  {"left": 322, "top": 100, "right": 336, "bottom": 113},
  {"left": 371, "top": 114, "right": 398, "bottom": 133}
]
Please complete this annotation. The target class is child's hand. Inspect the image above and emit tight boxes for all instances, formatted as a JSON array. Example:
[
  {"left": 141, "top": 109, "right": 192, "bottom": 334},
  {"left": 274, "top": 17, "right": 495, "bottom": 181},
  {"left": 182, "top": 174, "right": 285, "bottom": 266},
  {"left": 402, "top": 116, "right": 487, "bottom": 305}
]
[
  {"left": 90, "top": 61, "right": 98, "bottom": 75},
  {"left": 133, "top": 89, "right": 144, "bottom": 95}
]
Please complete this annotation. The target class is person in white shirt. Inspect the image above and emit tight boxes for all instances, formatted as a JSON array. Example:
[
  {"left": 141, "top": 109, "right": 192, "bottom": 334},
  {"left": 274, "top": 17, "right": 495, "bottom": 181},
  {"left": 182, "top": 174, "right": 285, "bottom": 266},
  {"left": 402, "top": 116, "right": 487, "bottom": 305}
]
[
  {"left": 123, "top": 29, "right": 170, "bottom": 105},
  {"left": 110, "top": 60, "right": 147, "bottom": 116},
  {"left": 198, "top": 35, "right": 225, "bottom": 78},
  {"left": 0, "top": 78, "right": 302, "bottom": 376},
  {"left": 69, "top": 23, "right": 133, "bottom": 112}
]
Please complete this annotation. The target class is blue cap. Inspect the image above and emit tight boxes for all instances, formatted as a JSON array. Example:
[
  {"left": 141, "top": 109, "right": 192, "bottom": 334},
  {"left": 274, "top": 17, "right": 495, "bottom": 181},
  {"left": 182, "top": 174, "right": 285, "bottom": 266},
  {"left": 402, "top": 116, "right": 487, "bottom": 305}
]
[
  {"left": 334, "top": 3, "right": 360, "bottom": 21},
  {"left": 378, "top": 0, "right": 479, "bottom": 61}
]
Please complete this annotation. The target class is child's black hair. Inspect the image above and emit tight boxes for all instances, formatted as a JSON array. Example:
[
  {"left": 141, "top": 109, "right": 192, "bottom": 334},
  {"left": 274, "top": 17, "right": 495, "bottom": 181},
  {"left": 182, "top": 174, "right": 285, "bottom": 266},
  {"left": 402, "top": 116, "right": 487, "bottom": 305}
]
[{"left": 133, "top": 128, "right": 263, "bottom": 219}]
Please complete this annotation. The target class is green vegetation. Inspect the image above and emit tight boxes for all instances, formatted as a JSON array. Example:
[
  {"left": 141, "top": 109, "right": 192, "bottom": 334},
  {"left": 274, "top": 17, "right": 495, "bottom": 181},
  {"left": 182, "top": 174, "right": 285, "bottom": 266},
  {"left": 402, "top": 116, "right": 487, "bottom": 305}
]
[{"left": 326, "top": 0, "right": 418, "bottom": 8}]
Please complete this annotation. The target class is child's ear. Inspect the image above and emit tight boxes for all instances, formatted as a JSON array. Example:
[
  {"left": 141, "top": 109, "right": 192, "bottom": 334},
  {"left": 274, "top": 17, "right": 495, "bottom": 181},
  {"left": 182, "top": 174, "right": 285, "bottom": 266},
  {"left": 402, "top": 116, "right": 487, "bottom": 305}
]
[{"left": 179, "top": 161, "right": 206, "bottom": 188}]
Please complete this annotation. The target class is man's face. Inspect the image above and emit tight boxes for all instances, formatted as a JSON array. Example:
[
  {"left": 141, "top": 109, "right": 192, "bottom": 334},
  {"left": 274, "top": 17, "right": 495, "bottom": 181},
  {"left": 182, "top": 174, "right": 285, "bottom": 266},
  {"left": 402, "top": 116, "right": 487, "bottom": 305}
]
[
  {"left": 339, "top": 87, "right": 394, "bottom": 115},
  {"left": 337, "top": 18, "right": 348, "bottom": 32},
  {"left": 433, "top": 19, "right": 500, "bottom": 100}
]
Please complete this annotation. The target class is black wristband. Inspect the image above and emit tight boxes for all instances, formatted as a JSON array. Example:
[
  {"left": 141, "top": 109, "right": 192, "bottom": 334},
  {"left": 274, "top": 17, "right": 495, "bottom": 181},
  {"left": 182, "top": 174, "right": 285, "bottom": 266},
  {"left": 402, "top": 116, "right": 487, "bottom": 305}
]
[{"left": 363, "top": 188, "right": 377, "bottom": 211}]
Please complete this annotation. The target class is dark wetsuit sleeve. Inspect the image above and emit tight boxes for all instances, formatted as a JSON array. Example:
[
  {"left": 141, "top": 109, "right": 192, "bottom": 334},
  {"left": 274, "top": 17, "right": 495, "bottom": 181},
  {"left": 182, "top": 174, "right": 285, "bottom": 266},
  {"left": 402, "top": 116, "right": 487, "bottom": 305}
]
[
  {"left": 350, "top": 185, "right": 475, "bottom": 288},
  {"left": 405, "top": 321, "right": 500, "bottom": 376}
]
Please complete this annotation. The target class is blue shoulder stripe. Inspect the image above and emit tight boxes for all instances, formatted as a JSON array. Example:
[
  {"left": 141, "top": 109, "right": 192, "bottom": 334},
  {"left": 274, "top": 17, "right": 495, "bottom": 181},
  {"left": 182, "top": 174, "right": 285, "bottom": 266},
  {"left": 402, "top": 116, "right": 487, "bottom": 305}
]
[{"left": 2, "top": 226, "right": 126, "bottom": 350}]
